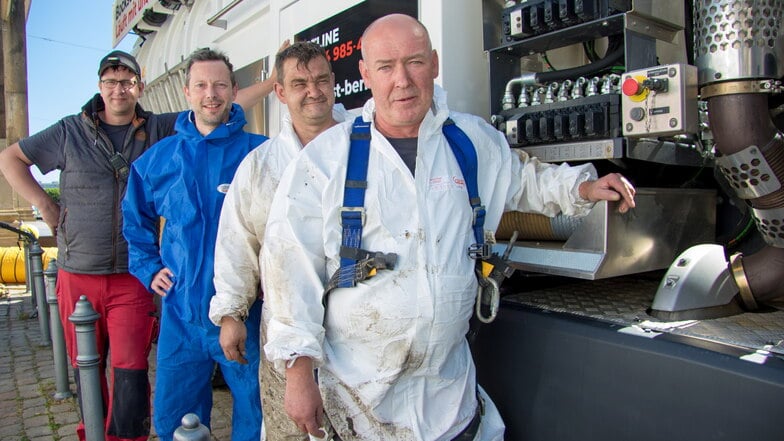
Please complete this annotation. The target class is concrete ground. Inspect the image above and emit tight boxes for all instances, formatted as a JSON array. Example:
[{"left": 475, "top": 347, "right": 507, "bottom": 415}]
[{"left": 0, "top": 284, "right": 234, "bottom": 441}]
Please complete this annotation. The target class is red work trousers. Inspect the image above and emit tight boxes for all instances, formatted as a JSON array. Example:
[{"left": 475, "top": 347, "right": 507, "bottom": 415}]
[{"left": 57, "top": 270, "right": 157, "bottom": 441}]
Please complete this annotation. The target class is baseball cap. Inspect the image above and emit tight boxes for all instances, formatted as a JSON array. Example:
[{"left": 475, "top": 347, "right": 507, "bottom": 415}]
[{"left": 98, "top": 50, "right": 141, "bottom": 76}]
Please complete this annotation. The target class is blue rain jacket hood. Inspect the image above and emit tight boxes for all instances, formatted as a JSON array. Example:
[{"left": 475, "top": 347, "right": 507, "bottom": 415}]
[{"left": 123, "top": 104, "right": 268, "bottom": 327}]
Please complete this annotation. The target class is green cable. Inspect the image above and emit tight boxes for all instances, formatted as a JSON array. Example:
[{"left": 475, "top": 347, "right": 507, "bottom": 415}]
[
  {"left": 727, "top": 217, "right": 756, "bottom": 248},
  {"left": 541, "top": 52, "right": 555, "bottom": 71}
]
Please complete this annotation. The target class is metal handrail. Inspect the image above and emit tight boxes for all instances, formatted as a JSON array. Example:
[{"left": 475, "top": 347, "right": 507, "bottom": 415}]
[
  {"left": 206, "top": 0, "right": 245, "bottom": 29},
  {"left": 0, "top": 221, "right": 37, "bottom": 244}
]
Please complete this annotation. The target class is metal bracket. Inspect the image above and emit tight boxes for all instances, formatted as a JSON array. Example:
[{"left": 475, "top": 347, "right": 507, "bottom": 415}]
[
  {"left": 624, "top": 11, "right": 683, "bottom": 44},
  {"left": 207, "top": 0, "right": 244, "bottom": 29}
]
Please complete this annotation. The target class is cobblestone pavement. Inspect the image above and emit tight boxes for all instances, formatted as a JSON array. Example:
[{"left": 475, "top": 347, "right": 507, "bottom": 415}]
[{"left": 0, "top": 284, "right": 234, "bottom": 441}]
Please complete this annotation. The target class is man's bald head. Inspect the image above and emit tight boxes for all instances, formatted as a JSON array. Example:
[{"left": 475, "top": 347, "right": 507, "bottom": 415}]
[
  {"left": 361, "top": 14, "right": 432, "bottom": 60},
  {"left": 358, "top": 13, "right": 439, "bottom": 138}
]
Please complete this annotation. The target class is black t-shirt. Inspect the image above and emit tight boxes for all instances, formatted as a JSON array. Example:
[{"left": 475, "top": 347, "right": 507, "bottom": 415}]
[
  {"left": 388, "top": 137, "right": 418, "bottom": 176},
  {"left": 99, "top": 120, "right": 132, "bottom": 153}
]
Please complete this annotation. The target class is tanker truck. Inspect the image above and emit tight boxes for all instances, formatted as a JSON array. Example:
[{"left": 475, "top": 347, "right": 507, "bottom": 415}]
[{"left": 116, "top": 0, "right": 784, "bottom": 439}]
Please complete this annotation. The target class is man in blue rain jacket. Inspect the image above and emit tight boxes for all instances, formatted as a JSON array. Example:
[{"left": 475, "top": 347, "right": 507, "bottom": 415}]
[{"left": 122, "top": 48, "right": 268, "bottom": 441}]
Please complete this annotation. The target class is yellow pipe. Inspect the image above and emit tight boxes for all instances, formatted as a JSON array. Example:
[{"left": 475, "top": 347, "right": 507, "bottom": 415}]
[{"left": 0, "top": 247, "right": 58, "bottom": 284}]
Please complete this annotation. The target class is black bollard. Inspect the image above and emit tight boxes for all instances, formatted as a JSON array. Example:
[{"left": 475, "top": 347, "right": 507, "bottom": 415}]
[
  {"left": 173, "top": 413, "right": 211, "bottom": 441},
  {"left": 69, "top": 295, "right": 105, "bottom": 441},
  {"left": 29, "top": 242, "right": 51, "bottom": 345},
  {"left": 45, "top": 260, "right": 72, "bottom": 399},
  {"left": 24, "top": 245, "right": 32, "bottom": 295}
]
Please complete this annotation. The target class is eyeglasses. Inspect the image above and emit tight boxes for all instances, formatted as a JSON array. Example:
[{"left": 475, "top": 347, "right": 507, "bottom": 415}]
[{"left": 100, "top": 79, "right": 138, "bottom": 90}]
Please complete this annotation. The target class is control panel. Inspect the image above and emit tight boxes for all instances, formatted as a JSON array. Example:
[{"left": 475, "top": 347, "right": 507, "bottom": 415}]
[
  {"left": 502, "top": 0, "right": 631, "bottom": 42},
  {"left": 488, "top": 1, "right": 687, "bottom": 163},
  {"left": 621, "top": 63, "right": 699, "bottom": 137}
]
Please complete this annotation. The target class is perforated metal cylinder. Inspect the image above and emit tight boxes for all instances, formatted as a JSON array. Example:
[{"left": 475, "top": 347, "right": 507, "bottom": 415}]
[{"left": 694, "top": 0, "right": 784, "bottom": 85}]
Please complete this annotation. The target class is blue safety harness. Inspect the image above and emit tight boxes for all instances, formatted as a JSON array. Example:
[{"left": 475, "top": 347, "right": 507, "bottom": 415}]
[
  {"left": 324, "top": 115, "right": 516, "bottom": 322},
  {"left": 324, "top": 116, "right": 488, "bottom": 294}
]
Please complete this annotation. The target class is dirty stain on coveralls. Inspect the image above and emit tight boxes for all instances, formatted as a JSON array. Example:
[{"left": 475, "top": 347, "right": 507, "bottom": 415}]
[{"left": 261, "top": 87, "right": 597, "bottom": 440}]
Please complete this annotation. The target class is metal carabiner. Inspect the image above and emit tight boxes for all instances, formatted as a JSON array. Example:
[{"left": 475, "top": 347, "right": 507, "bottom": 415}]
[{"left": 475, "top": 277, "right": 500, "bottom": 324}]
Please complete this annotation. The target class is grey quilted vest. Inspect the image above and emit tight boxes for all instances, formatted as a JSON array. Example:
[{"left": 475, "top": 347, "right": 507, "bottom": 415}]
[{"left": 56, "top": 94, "right": 176, "bottom": 274}]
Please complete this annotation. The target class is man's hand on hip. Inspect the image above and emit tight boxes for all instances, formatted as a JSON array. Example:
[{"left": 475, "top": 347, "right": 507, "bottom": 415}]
[{"left": 151, "top": 267, "right": 174, "bottom": 296}]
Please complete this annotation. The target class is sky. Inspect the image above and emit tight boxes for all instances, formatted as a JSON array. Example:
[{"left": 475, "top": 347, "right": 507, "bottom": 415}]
[{"left": 25, "top": 0, "right": 136, "bottom": 183}]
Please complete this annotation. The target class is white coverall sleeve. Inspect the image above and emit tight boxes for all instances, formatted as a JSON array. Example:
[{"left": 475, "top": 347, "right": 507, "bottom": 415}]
[
  {"left": 501, "top": 126, "right": 597, "bottom": 217},
  {"left": 209, "top": 152, "right": 264, "bottom": 325},
  {"left": 260, "top": 152, "right": 329, "bottom": 372}
]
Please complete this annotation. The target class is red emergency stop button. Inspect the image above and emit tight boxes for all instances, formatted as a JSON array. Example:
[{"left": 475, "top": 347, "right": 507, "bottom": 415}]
[
  {"left": 622, "top": 77, "right": 642, "bottom": 96},
  {"left": 622, "top": 76, "right": 649, "bottom": 102}
]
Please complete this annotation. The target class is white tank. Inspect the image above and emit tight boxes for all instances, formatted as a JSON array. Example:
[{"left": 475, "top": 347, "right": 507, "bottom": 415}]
[{"left": 123, "top": 0, "right": 490, "bottom": 137}]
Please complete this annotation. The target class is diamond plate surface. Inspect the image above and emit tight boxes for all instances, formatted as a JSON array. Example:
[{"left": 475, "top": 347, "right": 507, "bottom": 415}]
[{"left": 504, "top": 276, "right": 784, "bottom": 355}]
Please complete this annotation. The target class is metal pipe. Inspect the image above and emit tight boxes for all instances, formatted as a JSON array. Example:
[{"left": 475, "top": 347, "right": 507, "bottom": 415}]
[
  {"left": 45, "top": 260, "right": 72, "bottom": 400},
  {"left": 707, "top": 94, "right": 784, "bottom": 303},
  {"left": 28, "top": 242, "right": 50, "bottom": 345},
  {"left": 707, "top": 94, "right": 778, "bottom": 154},
  {"left": 736, "top": 246, "right": 784, "bottom": 302},
  {"left": 69, "top": 296, "right": 104, "bottom": 441},
  {"left": 502, "top": 78, "right": 522, "bottom": 110},
  {"left": 0, "top": 222, "right": 38, "bottom": 292}
]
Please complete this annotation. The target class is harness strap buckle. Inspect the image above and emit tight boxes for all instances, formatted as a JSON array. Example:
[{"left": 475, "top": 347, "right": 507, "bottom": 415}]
[
  {"left": 339, "top": 207, "right": 366, "bottom": 226},
  {"left": 471, "top": 205, "right": 486, "bottom": 227},
  {"left": 368, "top": 252, "right": 397, "bottom": 270},
  {"left": 468, "top": 243, "right": 491, "bottom": 260},
  {"left": 324, "top": 249, "right": 399, "bottom": 297},
  {"left": 340, "top": 246, "right": 398, "bottom": 270}
]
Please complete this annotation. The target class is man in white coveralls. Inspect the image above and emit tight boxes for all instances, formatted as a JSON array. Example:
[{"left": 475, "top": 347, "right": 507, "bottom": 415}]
[
  {"left": 209, "top": 41, "right": 351, "bottom": 441},
  {"left": 262, "top": 14, "right": 636, "bottom": 441}
]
